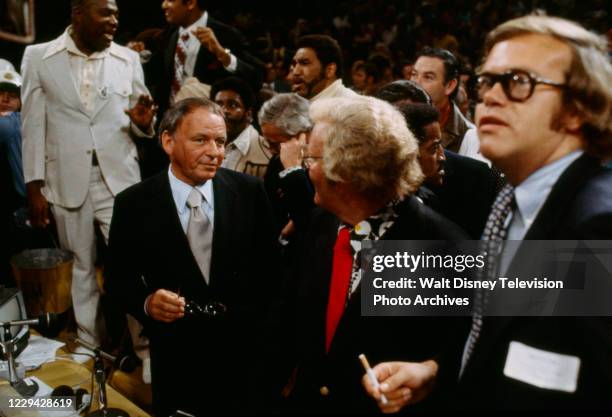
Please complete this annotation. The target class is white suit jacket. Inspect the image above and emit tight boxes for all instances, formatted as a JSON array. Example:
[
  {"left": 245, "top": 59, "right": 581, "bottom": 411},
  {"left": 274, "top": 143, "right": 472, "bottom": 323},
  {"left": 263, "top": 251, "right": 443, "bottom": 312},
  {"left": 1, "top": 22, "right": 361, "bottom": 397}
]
[{"left": 21, "top": 31, "right": 150, "bottom": 208}]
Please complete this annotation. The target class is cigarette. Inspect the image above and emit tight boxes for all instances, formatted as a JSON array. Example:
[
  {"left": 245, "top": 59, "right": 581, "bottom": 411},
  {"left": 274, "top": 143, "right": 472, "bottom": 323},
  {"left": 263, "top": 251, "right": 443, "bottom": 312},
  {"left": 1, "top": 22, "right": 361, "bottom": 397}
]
[{"left": 359, "top": 353, "right": 388, "bottom": 405}]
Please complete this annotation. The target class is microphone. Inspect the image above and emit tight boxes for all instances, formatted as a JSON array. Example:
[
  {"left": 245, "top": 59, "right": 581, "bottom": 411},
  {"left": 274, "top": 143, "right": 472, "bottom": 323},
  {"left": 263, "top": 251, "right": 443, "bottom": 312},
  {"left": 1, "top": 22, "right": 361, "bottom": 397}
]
[
  {"left": 0, "top": 312, "right": 57, "bottom": 329},
  {"left": 74, "top": 338, "right": 139, "bottom": 373}
]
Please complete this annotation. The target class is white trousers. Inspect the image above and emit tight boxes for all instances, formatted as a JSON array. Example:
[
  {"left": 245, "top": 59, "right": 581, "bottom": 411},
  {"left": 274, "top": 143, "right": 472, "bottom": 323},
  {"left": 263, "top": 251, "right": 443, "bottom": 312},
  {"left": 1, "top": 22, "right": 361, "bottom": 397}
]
[{"left": 52, "top": 166, "right": 149, "bottom": 360}]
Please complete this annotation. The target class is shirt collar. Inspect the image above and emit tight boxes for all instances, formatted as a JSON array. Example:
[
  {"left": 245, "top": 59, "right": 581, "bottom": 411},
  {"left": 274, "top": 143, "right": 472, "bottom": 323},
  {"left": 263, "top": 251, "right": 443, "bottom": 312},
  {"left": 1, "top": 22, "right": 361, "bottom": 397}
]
[
  {"left": 168, "top": 165, "right": 214, "bottom": 214},
  {"left": 444, "top": 103, "right": 474, "bottom": 137},
  {"left": 514, "top": 150, "right": 583, "bottom": 225},
  {"left": 181, "top": 11, "right": 208, "bottom": 37},
  {"left": 311, "top": 79, "right": 343, "bottom": 101},
  {"left": 65, "top": 26, "right": 109, "bottom": 59},
  {"left": 44, "top": 26, "right": 126, "bottom": 60},
  {"left": 228, "top": 124, "right": 256, "bottom": 155}
]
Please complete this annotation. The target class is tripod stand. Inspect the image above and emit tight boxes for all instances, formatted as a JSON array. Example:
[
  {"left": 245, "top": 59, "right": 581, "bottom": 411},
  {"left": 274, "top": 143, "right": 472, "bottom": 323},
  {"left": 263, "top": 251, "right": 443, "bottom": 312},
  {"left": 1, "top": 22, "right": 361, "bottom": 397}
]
[
  {"left": 0, "top": 323, "right": 38, "bottom": 396},
  {"left": 85, "top": 350, "right": 129, "bottom": 417}
]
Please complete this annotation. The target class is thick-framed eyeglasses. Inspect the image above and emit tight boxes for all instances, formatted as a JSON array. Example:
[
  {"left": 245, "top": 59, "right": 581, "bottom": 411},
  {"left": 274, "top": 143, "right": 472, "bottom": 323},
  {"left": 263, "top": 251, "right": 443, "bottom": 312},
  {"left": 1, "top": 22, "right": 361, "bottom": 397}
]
[
  {"left": 302, "top": 155, "right": 323, "bottom": 169},
  {"left": 476, "top": 69, "right": 567, "bottom": 102}
]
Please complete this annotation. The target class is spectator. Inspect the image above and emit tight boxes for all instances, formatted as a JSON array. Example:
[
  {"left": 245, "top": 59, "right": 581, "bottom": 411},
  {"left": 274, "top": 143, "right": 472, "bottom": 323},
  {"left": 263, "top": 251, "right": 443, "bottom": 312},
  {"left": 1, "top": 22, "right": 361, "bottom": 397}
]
[
  {"left": 21, "top": 0, "right": 156, "bottom": 370},
  {"left": 211, "top": 76, "right": 272, "bottom": 178},
  {"left": 290, "top": 34, "right": 358, "bottom": 101},
  {"left": 410, "top": 47, "right": 474, "bottom": 153},
  {"left": 284, "top": 96, "right": 467, "bottom": 413}
]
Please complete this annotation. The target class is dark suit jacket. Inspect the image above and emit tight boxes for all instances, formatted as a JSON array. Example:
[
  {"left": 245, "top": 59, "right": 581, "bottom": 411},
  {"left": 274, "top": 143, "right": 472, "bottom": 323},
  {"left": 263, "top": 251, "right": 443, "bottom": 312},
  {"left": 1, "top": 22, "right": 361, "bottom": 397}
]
[
  {"left": 428, "top": 150, "right": 497, "bottom": 239},
  {"left": 139, "top": 17, "right": 265, "bottom": 179},
  {"left": 149, "top": 18, "right": 263, "bottom": 117},
  {"left": 105, "top": 169, "right": 280, "bottom": 416},
  {"left": 458, "top": 154, "right": 612, "bottom": 414},
  {"left": 284, "top": 196, "right": 470, "bottom": 414}
]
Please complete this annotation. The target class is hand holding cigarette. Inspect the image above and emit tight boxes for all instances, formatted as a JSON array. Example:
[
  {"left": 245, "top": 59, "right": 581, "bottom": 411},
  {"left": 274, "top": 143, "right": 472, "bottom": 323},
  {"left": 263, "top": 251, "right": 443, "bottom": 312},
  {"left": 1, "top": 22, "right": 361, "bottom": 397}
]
[
  {"left": 360, "top": 357, "right": 439, "bottom": 414},
  {"left": 359, "top": 354, "right": 388, "bottom": 405}
]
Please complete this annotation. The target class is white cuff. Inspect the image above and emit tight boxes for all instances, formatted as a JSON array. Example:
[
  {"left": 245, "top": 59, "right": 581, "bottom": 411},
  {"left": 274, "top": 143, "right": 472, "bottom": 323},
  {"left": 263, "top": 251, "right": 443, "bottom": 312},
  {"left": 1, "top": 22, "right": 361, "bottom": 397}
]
[
  {"left": 279, "top": 166, "right": 303, "bottom": 178},
  {"left": 144, "top": 295, "right": 153, "bottom": 316},
  {"left": 225, "top": 53, "right": 238, "bottom": 72}
]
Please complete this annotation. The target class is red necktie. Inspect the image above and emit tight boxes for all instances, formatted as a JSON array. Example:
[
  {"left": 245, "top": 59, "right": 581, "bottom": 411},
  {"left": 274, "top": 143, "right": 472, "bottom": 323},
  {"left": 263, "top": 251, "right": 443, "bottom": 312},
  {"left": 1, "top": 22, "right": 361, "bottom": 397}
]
[
  {"left": 325, "top": 227, "right": 353, "bottom": 353},
  {"left": 170, "top": 32, "right": 190, "bottom": 104}
]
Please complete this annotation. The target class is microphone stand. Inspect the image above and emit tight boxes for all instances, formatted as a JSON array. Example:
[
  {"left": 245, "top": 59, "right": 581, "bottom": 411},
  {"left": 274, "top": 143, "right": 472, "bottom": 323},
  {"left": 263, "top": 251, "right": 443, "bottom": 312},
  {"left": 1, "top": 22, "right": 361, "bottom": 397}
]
[
  {"left": 0, "top": 323, "right": 38, "bottom": 396},
  {"left": 85, "top": 349, "right": 129, "bottom": 417}
]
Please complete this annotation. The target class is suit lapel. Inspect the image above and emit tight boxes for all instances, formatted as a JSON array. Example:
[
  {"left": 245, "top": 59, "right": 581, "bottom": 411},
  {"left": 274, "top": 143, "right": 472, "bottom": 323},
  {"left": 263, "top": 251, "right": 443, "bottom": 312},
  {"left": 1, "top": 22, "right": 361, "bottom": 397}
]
[
  {"left": 209, "top": 170, "right": 238, "bottom": 288},
  {"left": 43, "top": 52, "right": 88, "bottom": 117},
  {"left": 165, "top": 29, "right": 179, "bottom": 79},
  {"left": 523, "top": 154, "right": 601, "bottom": 240},
  {"left": 473, "top": 154, "right": 603, "bottom": 371},
  {"left": 504, "top": 154, "right": 601, "bottom": 275}
]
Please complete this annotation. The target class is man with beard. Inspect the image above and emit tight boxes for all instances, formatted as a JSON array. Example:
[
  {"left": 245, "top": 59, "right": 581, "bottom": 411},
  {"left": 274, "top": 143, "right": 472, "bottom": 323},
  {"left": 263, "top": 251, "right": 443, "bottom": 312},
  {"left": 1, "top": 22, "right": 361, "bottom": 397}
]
[
  {"left": 290, "top": 35, "right": 358, "bottom": 102},
  {"left": 21, "top": 0, "right": 156, "bottom": 360},
  {"left": 211, "top": 76, "right": 272, "bottom": 178}
]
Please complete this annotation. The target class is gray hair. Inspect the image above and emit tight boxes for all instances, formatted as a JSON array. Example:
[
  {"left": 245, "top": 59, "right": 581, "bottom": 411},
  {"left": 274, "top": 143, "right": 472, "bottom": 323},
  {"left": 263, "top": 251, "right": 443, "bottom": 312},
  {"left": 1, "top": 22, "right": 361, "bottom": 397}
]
[
  {"left": 159, "top": 97, "right": 224, "bottom": 139},
  {"left": 258, "top": 93, "right": 313, "bottom": 136},
  {"left": 310, "top": 96, "right": 423, "bottom": 203}
]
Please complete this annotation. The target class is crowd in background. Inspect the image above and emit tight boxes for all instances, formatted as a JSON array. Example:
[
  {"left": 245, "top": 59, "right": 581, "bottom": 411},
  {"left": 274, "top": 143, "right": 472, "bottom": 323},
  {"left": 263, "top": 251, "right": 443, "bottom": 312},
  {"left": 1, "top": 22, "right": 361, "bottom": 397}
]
[{"left": 0, "top": 1, "right": 611, "bottom": 416}]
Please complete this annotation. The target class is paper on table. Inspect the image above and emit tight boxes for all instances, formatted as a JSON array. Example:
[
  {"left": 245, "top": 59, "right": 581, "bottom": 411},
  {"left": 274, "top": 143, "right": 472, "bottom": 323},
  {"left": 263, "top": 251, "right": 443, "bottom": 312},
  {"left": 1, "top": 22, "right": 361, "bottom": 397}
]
[{"left": 1, "top": 335, "right": 65, "bottom": 369}]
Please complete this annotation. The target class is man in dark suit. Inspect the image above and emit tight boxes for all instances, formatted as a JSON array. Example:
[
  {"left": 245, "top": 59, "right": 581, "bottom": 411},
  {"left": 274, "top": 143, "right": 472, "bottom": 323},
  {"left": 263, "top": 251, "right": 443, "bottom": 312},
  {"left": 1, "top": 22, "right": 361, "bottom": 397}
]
[
  {"left": 139, "top": 0, "right": 264, "bottom": 178},
  {"left": 280, "top": 96, "right": 468, "bottom": 414},
  {"left": 151, "top": 0, "right": 262, "bottom": 113},
  {"left": 363, "top": 15, "right": 612, "bottom": 415},
  {"left": 377, "top": 80, "right": 497, "bottom": 238},
  {"left": 105, "top": 98, "right": 279, "bottom": 416}
]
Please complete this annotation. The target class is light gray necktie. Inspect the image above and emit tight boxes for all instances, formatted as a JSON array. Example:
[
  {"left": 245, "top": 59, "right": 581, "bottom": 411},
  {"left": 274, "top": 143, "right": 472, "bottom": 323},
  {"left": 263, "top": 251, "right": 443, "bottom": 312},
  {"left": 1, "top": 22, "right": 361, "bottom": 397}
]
[{"left": 186, "top": 188, "right": 213, "bottom": 284}]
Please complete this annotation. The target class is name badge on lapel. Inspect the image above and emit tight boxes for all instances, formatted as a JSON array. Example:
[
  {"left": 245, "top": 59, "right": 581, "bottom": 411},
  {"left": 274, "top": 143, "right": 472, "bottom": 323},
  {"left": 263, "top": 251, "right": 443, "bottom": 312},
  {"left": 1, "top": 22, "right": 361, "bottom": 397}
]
[
  {"left": 98, "top": 85, "right": 109, "bottom": 100},
  {"left": 503, "top": 341, "right": 580, "bottom": 393}
]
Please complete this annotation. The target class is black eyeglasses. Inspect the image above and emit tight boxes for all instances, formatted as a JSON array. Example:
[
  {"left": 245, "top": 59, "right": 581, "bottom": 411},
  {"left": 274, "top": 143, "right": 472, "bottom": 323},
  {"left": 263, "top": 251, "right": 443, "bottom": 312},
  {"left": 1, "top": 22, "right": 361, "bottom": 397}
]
[
  {"left": 476, "top": 69, "right": 566, "bottom": 102},
  {"left": 184, "top": 300, "right": 227, "bottom": 318}
]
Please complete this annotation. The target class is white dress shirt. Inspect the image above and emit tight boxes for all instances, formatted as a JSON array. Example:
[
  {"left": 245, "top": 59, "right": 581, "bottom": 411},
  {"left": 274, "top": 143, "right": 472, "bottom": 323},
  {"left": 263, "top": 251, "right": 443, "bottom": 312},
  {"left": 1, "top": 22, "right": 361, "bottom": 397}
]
[
  {"left": 145, "top": 167, "right": 215, "bottom": 315},
  {"left": 65, "top": 29, "right": 107, "bottom": 113},
  {"left": 180, "top": 11, "right": 237, "bottom": 78},
  {"left": 63, "top": 27, "right": 153, "bottom": 137},
  {"left": 168, "top": 166, "right": 215, "bottom": 232}
]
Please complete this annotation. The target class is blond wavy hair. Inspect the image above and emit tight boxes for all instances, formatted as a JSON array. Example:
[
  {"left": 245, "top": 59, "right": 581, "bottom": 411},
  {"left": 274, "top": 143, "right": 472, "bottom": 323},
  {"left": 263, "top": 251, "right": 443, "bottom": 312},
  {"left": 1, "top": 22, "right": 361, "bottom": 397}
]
[
  {"left": 485, "top": 15, "right": 612, "bottom": 158},
  {"left": 309, "top": 96, "right": 423, "bottom": 203}
]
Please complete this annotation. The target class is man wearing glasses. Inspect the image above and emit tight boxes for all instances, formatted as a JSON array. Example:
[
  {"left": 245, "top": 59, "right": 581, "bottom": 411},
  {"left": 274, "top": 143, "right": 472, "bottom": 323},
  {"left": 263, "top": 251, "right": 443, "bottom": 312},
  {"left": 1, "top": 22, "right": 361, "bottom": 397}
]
[
  {"left": 282, "top": 95, "right": 467, "bottom": 414},
  {"left": 362, "top": 15, "right": 612, "bottom": 414}
]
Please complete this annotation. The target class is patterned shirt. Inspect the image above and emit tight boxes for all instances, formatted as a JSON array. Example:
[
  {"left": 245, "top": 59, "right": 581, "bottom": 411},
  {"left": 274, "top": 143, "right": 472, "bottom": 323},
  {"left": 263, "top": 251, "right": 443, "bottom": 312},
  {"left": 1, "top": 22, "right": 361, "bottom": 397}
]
[{"left": 341, "top": 202, "right": 400, "bottom": 304}]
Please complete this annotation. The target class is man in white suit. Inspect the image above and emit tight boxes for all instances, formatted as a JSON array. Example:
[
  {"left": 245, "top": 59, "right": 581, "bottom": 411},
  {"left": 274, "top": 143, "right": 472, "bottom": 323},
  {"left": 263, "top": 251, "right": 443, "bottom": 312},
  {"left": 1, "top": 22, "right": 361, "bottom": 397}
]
[{"left": 21, "top": 0, "right": 156, "bottom": 355}]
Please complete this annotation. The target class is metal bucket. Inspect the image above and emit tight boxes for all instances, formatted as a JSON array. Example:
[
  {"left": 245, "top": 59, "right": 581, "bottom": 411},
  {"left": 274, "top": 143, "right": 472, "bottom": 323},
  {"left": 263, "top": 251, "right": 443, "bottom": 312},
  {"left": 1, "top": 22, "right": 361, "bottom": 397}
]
[{"left": 10, "top": 248, "right": 73, "bottom": 316}]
